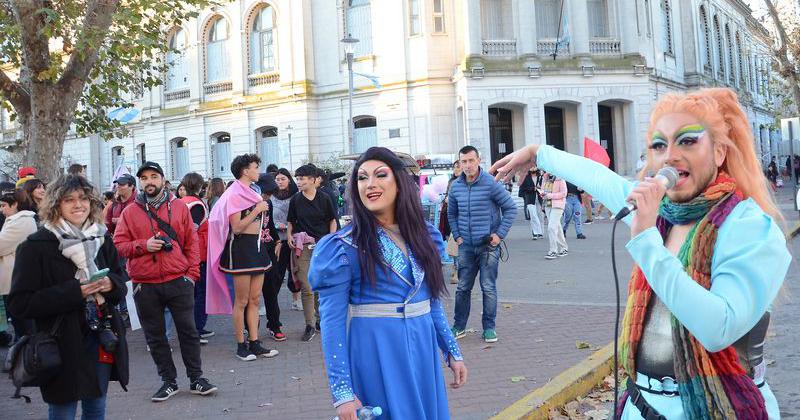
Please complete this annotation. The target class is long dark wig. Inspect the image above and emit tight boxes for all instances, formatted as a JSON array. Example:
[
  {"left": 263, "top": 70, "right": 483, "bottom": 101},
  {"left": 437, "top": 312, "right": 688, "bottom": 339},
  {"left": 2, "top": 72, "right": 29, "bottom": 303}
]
[
  {"left": 274, "top": 167, "right": 298, "bottom": 200},
  {"left": 348, "top": 147, "right": 447, "bottom": 299}
]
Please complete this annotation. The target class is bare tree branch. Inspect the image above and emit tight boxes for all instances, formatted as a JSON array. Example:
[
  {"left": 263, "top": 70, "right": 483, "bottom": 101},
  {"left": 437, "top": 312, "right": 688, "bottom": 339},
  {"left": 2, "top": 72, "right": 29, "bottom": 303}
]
[
  {"left": 58, "top": 0, "right": 119, "bottom": 90},
  {"left": 0, "top": 67, "right": 31, "bottom": 114},
  {"left": 9, "top": 0, "right": 51, "bottom": 75},
  {"left": 763, "top": 0, "right": 800, "bottom": 114}
]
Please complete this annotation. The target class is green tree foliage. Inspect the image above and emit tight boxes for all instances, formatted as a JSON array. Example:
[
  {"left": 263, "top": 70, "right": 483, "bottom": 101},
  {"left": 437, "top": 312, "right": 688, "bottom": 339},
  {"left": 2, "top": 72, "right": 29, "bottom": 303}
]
[{"left": 0, "top": 0, "right": 212, "bottom": 180}]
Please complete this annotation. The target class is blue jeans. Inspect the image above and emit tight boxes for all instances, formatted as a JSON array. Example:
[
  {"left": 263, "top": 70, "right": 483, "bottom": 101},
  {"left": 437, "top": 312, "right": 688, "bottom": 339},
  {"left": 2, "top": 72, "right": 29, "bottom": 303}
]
[
  {"left": 453, "top": 243, "right": 500, "bottom": 331},
  {"left": 562, "top": 195, "right": 584, "bottom": 236},
  {"left": 48, "top": 361, "right": 111, "bottom": 420}
]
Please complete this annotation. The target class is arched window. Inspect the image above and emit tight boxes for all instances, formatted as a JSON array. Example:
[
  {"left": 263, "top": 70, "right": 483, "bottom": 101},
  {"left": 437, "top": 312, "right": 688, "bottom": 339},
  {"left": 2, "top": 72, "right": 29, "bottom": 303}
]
[
  {"left": 735, "top": 32, "right": 745, "bottom": 87},
  {"left": 588, "top": 0, "right": 609, "bottom": 38},
  {"left": 725, "top": 24, "right": 734, "bottom": 83},
  {"left": 714, "top": 15, "right": 724, "bottom": 79},
  {"left": 171, "top": 138, "right": 189, "bottom": 179},
  {"left": 353, "top": 116, "right": 377, "bottom": 153},
  {"left": 257, "top": 126, "right": 280, "bottom": 167},
  {"left": 206, "top": 17, "right": 230, "bottom": 83},
  {"left": 535, "top": 0, "right": 560, "bottom": 39},
  {"left": 661, "top": 0, "right": 673, "bottom": 55},
  {"left": 111, "top": 146, "right": 125, "bottom": 172},
  {"left": 699, "top": 6, "right": 711, "bottom": 74},
  {"left": 347, "top": 0, "right": 373, "bottom": 57},
  {"left": 250, "top": 5, "right": 276, "bottom": 74},
  {"left": 211, "top": 132, "right": 232, "bottom": 178},
  {"left": 166, "top": 28, "right": 188, "bottom": 91},
  {"left": 135, "top": 143, "right": 146, "bottom": 167}
]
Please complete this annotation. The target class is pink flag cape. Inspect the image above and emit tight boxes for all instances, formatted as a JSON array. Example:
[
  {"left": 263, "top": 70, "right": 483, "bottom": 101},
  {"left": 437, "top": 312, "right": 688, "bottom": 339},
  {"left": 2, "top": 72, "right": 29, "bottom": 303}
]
[
  {"left": 206, "top": 180, "right": 262, "bottom": 314},
  {"left": 583, "top": 136, "right": 611, "bottom": 167}
]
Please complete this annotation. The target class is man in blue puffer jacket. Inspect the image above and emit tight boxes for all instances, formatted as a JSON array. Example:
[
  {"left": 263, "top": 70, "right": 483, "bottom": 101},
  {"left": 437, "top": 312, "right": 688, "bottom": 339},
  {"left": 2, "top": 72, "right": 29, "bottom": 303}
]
[{"left": 447, "top": 145, "right": 517, "bottom": 343}]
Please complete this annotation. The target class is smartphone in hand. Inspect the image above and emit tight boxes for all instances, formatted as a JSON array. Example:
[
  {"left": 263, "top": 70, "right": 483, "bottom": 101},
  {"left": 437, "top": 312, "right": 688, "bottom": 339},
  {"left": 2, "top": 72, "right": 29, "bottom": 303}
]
[{"left": 82, "top": 268, "right": 110, "bottom": 285}]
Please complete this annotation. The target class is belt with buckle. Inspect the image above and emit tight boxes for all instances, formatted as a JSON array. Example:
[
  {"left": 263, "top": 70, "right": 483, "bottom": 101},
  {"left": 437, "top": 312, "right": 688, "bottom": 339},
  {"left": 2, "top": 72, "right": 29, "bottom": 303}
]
[
  {"left": 350, "top": 299, "right": 431, "bottom": 319},
  {"left": 635, "top": 372, "right": 679, "bottom": 397}
]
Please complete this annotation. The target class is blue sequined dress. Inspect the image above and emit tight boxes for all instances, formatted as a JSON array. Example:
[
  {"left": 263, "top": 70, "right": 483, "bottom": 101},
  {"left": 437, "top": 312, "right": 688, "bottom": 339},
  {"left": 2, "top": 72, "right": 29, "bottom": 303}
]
[{"left": 309, "top": 223, "right": 463, "bottom": 420}]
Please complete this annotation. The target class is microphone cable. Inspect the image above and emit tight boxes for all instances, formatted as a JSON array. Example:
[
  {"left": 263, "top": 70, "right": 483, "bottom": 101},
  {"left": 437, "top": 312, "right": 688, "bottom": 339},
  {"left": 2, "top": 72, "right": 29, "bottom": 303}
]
[{"left": 610, "top": 216, "right": 623, "bottom": 420}]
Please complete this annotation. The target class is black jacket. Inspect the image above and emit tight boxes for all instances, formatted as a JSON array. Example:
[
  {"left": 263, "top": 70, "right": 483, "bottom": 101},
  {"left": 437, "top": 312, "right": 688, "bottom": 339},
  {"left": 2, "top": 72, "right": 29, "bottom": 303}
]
[{"left": 8, "top": 227, "right": 129, "bottom": 404}]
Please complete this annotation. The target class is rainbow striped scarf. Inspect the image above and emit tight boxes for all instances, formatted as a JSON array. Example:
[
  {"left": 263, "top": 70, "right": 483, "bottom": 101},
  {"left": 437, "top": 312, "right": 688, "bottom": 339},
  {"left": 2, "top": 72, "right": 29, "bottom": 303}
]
[{"left": 619, "top": 172, "right": 766, "bottom": 419}]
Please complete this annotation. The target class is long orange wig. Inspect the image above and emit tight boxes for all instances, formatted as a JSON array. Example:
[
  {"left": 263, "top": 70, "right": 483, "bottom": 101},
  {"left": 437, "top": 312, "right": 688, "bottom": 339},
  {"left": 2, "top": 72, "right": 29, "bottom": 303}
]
[{"left": 645, "top": 88, "right": 781, "bottom": 221}]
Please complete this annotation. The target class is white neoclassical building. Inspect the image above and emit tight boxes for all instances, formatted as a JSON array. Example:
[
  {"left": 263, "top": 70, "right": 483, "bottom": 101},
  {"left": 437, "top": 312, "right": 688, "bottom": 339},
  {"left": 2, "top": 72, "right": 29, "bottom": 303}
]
[{"left": 0, "top": 0, "right": 784, "bottom": 187}]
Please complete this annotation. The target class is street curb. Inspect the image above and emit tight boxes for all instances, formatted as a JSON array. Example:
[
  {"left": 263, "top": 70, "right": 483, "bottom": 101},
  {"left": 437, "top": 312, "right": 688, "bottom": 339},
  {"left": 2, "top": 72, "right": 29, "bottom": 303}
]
[{"left": 491, "top": 342, "right": 614, "bottom": 420}]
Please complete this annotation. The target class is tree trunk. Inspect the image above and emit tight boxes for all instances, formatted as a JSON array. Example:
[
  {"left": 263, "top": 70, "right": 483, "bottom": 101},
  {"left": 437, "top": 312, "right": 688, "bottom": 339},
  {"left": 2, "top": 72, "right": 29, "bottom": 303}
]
[{"left": 23, "top": 83, "right": 75, "bottom": 182}]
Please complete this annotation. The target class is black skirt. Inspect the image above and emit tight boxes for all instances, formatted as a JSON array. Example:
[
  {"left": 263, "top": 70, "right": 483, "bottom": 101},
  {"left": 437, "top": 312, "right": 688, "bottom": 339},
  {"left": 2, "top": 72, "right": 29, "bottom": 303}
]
[{"left": 219, "top": 233, "right": 272, "bottom": 275}]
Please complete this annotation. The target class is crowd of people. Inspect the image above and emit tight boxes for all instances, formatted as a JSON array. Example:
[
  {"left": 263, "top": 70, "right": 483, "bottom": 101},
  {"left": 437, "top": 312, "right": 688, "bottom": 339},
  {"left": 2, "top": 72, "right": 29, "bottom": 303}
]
[{"left": 0, "top": 87, "right": 792, "bottom": 420}]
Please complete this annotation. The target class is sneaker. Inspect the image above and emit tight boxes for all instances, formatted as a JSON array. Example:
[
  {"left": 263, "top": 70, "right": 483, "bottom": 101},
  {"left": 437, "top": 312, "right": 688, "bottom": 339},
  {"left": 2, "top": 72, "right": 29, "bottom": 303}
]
[
  {"left": 531, "top": 234, "right": 538, "bottom": 240},
  {"left": 595, "top": 215, "right": 606, "bottom": 220},
  {"left": 268, "top": 328, "right": 287, "bottom": 342},
  {"left": 315, "top": 321, "right": 321, "bottom": 332},
  {"left": 483, "top": 329, "right": 498, "bottom": 343},
  {"left": 199, "top": 338, "right": 209, "bottom": 345},
  {"left": 302, "top": 325, "right": 316, "bottom": 342},
  {"left": 249, "top": 340, "right": 279, "bottom": 358},
  {"left": 545, "top": 252, "right": 558, "bottom": 260},
  {"left": 189, "top": 378, "right": 218, "bottom": 396},
  {"left": 451, "top": 327, "right": 466, "bottom": 340},
  {"left": 291, "top": 300, "right": 303, "bottom": 311},
  {"left": 535, "top": 234, "right": 544, "bottom": 239},
  {"left": 199, "top": 329, "right": 215, "bottom": 339},
  {"left": 151, "top": 381, "right": 178, "bottom": 402},
  {"left": 577, "top": 234, "right": 587, "bottom": 239},
  {"left": 236, "top": 342, "right": 257, "bottom": 361},
  {"left": 584, "top": 219, "right": 594, "bottom": 225},
  {"left": 557, "top": 250, "right": 569, "bottom": 257}
]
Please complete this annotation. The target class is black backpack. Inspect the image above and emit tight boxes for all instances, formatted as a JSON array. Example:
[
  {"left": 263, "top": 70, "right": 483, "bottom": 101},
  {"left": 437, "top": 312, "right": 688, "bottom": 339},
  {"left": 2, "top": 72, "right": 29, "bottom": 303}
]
[{"left": 3, "top": 315, "right": 64, "bottom": 403}]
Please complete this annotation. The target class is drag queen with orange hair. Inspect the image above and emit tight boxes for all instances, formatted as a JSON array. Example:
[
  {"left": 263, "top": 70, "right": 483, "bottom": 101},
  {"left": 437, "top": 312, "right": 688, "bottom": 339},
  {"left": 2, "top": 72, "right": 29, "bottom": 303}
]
[{"left": 492, "top": 88, "right": 789, "bottom": 419}]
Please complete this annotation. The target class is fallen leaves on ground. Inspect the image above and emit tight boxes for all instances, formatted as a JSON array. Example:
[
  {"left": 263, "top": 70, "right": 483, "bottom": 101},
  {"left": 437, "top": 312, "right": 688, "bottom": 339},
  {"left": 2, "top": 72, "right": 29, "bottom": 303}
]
[
  {"left": 576, "top": 341, "right": 592, "bottom": 349},
  {"left": 502, "top": 303, "right": 514, "bottom": 309},
  {"left": 510, "top": 376, "right": 527, "bottom": 383},
  {"left": 548, "top": 371, "right": 627, "bottom": 419}
]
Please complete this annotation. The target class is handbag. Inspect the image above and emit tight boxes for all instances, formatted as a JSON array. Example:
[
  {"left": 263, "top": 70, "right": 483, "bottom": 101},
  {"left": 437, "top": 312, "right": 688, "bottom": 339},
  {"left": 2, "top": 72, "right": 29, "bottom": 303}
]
[
  {"left": 4, "top": 314, "right": 64, "bottom": 402},
  {"left": 446, "top": 234, "right": 459, "bottom": 257}
]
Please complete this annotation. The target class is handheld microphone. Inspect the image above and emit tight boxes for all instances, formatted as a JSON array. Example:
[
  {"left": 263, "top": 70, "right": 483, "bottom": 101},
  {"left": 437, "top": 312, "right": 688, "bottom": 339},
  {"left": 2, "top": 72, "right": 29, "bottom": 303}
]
[{"left": 614, "top": 166, "right": 679, "bottom": 221}]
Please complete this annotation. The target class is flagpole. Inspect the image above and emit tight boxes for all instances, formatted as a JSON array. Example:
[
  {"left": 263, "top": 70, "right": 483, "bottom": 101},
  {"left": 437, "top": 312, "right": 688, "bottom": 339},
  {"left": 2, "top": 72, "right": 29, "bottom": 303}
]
[{"left": 553, "top": 0, "right": 565, "bottom": 60}]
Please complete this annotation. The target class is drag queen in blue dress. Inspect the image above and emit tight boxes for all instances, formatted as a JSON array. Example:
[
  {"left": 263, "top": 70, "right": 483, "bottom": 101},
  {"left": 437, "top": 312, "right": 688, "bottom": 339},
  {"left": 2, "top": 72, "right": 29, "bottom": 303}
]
[{"left": 310, "top": 146, "right": 467, "bottom": 420}]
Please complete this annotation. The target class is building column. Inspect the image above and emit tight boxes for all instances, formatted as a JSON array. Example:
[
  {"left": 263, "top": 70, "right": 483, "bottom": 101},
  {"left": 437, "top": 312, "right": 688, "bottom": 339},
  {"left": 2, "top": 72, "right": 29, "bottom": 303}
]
[
  {"left": 619, "top": 0, "right": 638, "bottom": 55},
  {"left": 569, "top": 0, "right": 590, "bottom": 56},
  {"left": 464, "top": 0, "right": 482, "bottom": 57},
  {"left": 517, "top": 0, "right": 536, "bottom": 56}
]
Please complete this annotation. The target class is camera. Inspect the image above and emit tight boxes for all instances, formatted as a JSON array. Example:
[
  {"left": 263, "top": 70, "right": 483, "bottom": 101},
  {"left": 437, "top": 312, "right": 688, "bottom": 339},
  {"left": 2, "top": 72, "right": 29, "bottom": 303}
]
[
  {"left": 88, "top": 302, "right": 119, "bottom": 353},
  {"left": 156, "top": 235, "right": 173, "bottom": 252}
]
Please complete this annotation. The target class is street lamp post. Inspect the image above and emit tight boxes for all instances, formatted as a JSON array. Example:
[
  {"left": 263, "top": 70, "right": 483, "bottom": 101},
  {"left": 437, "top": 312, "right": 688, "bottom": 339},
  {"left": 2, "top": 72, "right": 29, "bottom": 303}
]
[
  {"left": 341, "top": 35, "right": 359, "bottom": 154},
  {"left": 286, "top": 124, "right": 293, "bottom": 171}
]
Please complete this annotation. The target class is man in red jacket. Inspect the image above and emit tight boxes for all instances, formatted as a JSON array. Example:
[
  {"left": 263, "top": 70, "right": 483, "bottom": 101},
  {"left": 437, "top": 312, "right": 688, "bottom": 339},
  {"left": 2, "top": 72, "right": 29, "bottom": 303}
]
[
  {"left": 105, "top": 173, "right": 137, "bottom": 235},
  {"left": 114, "top": 161, "right": 218, "bottom": 402}
]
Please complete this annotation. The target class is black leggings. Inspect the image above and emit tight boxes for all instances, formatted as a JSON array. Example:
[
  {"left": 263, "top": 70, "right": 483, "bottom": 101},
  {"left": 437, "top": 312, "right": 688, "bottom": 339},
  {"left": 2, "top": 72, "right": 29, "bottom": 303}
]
[{"left": 262, "top": 241, "right": 290, "bottom": 331}]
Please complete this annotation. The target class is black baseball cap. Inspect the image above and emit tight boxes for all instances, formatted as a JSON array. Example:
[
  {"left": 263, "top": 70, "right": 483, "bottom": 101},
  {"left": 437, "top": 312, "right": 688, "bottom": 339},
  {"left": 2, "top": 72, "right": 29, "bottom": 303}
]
[
  {"left": 136, "top": 161, "right": 164, "bottom": 177},
  {"left": 114, "top": 174, "right": 137, "bottom": 186},
  {"left": 256, "top": 173, "right": 278, "bottom": 194}
]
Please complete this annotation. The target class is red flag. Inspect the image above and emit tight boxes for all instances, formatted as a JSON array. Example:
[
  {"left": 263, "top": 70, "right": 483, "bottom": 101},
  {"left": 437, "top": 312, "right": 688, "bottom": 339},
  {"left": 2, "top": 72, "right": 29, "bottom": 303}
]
[{"left": 583, "top": 136, "right": 611, "bottom": 167}]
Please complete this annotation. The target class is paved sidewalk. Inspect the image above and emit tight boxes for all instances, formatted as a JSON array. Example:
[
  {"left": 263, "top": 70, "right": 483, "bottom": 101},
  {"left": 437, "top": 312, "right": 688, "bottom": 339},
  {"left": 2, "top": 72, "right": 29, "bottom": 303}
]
[{"left": 0, "top": 187, "right": 797, "bottom": 419}]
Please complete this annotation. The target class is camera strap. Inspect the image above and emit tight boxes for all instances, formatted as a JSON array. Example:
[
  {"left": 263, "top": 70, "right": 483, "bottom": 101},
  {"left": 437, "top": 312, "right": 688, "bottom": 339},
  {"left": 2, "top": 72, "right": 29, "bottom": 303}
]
[{"left": 144, "top": 201, "right": 184, "bottom": 251}]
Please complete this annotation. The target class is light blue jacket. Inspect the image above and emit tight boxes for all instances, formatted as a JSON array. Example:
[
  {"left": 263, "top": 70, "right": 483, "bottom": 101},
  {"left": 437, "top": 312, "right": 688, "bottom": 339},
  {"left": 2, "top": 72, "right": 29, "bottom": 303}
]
[
  {"left": 537, "top": 145, "right": 790, "bottom": 419},
  {"left": 447, "top": 168, "right": 517, "bottom": 246}
]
